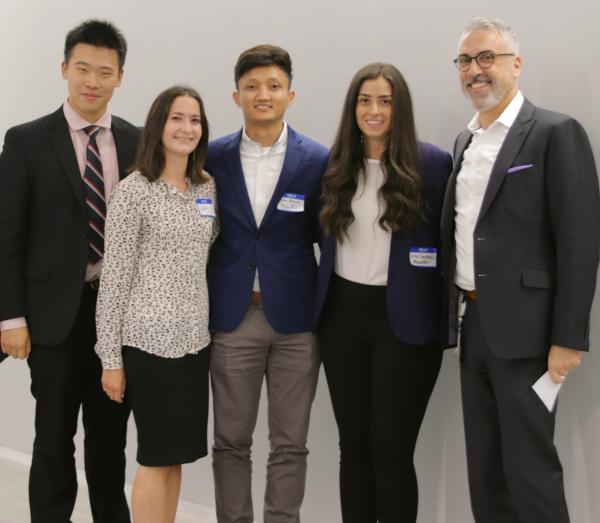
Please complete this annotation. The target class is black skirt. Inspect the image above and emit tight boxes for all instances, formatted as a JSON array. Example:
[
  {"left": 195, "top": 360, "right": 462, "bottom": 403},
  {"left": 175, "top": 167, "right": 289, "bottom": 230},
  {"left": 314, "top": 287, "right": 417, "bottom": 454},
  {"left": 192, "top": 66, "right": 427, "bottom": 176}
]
[{"left": 123, "top": 345, "right": 209, "bottom": 466}]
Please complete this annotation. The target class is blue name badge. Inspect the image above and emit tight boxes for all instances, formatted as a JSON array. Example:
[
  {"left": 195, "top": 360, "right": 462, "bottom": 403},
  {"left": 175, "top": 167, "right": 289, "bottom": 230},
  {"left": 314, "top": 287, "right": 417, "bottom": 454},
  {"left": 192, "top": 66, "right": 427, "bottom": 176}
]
[
  {"left": 195, "top": 197, "right": 215, "bottom": 218},
  {"left": 277, "top": 193, "right": 305, "bottom": 213},
  {"left": 409, "top": 247, "right": 437, "bottom": 268}
]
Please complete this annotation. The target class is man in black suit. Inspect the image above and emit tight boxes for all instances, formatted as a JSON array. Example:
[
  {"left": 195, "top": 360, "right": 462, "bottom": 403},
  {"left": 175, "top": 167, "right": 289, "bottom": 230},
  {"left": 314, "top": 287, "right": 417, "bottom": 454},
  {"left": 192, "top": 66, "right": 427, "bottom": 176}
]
[
  {"left": 441, "top": 17, "right": 600, "bottom": 523},
  {"left": 0, "top": 20, "right": 139, "bottom": 522}
]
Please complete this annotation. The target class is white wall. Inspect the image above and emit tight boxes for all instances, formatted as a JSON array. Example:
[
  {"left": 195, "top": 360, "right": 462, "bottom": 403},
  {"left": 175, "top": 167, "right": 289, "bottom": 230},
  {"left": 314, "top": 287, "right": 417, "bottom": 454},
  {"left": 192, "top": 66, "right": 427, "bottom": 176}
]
[{"left": 1, "top": 0, "right": 599, "bottom": 521}]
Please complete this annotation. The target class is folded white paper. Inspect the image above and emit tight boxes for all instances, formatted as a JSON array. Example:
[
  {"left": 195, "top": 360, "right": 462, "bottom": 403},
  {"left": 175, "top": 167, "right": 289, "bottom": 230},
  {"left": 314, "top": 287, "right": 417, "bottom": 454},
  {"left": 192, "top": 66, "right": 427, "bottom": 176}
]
[{"left": 532, "top": 371, "right": 562, "bottom": 412}]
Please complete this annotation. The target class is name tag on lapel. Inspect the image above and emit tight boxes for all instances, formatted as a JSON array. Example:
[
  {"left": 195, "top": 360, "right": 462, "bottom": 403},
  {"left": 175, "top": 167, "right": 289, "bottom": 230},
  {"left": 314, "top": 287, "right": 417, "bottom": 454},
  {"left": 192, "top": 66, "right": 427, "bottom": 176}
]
[
  {"left": 277, "top": 193, "right": 305, "bottom": 213},
  {"left": 409, "top": 247, "right": 437, "bottom": 268},
  {"left": 195, "top": 197, "right": 216, "bottom": 217}
]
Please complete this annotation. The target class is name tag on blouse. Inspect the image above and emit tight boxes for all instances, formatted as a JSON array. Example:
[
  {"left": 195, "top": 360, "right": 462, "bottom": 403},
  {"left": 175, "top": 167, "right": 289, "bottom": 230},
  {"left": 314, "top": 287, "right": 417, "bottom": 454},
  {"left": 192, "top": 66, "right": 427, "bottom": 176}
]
[
  {"left": 195, "top": 198, "right": 215, "bottom": 218},
  {"left": 409, "top": 247, "right": 437, "bottom": 268},
  {"left": 277, "top": 193, "right": 305, "bottom": 213}
]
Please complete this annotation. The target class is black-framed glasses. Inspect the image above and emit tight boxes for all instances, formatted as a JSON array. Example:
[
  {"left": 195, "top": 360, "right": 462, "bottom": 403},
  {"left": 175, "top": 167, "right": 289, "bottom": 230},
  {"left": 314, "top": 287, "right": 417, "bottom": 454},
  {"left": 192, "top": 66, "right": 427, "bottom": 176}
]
[{"left": 453, "top": 51, "right": 515, "bottom": 71}]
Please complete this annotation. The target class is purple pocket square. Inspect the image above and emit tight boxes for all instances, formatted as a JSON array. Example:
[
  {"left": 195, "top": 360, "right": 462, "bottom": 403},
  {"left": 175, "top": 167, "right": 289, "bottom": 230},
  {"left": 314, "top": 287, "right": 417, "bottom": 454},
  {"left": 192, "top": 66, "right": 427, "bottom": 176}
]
[{"left": 507, "top": 164, "right": 533, "bottom": 174}]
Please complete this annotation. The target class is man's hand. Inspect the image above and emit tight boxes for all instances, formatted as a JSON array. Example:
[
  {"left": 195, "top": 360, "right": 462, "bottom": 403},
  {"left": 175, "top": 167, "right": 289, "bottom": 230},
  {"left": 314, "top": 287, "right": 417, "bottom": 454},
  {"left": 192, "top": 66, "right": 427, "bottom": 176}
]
[
  {"left": 548, "top": 345, "right": 582, "bottom": 384},
  {"left": 101, "top": 368, "right": 126, "bottom": 403},
  {"left": 0, "top": 327, "right": 31, "bottom": 359}
]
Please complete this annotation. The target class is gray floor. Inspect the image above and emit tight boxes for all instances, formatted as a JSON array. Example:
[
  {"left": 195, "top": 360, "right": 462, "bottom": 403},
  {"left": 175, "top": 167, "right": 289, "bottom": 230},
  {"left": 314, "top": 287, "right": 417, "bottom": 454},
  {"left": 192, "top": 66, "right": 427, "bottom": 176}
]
[{"left": 0, "top": 457, "right": 205, "bottom": 523}]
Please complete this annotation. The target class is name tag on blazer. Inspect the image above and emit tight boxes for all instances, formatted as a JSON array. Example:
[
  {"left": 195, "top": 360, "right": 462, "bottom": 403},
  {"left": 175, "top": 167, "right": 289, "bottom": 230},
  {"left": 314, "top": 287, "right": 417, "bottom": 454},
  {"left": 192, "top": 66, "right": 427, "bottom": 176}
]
[
  {"left": 195, "top": 197, "right": 216, "bottom": 218},
  {"left": 277, "top": 193, "right": 305, "bottom": 213},
  {"left": 409, "top": 247, "right": 437, "bottom": 268}
]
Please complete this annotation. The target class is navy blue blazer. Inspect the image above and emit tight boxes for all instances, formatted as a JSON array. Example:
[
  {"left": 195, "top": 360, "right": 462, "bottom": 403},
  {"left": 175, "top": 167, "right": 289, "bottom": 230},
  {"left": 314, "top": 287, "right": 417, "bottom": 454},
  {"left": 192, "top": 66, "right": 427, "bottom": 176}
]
[
  {"left": 206, "top": 126, "right": 329, "bottom": 334},
  {"left": 314, "top": 142, "right": 452, "bottom": 345}
]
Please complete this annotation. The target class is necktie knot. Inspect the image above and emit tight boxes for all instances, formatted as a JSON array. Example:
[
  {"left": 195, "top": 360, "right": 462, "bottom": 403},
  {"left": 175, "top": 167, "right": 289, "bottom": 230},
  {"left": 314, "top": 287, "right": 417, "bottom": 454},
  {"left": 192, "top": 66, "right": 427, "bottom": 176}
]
[{"left": 84, "top": 125, "right": 101, "bottom": 139}]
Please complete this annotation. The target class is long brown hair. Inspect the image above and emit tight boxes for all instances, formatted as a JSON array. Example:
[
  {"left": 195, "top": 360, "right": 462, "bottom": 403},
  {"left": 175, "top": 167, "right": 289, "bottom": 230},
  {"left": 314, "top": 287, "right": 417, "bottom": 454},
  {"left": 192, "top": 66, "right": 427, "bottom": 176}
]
[
  {"left": 320, "top": 63, "right": 424, "bottom": 241},
  {"left": 132, "top": 85, "right": 210, "bottom": 184}
]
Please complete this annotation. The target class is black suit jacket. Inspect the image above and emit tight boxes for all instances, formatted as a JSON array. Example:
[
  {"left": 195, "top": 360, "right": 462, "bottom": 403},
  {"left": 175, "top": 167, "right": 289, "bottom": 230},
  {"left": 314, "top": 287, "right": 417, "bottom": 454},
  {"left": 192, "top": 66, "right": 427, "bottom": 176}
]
[
  {"left": 0, "top": 107, "right": 139, "bottom": 346},
  {"left": 441, "top": 98, "right": 600, "bottom": 358}
]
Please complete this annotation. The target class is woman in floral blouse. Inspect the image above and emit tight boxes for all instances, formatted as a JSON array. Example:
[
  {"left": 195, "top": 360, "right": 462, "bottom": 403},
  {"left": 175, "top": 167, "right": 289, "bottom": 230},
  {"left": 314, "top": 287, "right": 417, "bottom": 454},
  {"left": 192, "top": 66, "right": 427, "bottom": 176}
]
[{"left": 95, "top": 85, "right": 218, "bottom": 523}]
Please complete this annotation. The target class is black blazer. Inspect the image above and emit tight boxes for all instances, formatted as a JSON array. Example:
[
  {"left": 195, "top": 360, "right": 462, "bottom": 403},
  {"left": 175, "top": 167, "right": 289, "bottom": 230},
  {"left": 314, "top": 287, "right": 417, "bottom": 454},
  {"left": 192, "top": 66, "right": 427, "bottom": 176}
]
[
  {"left": 440, "top": 98, "right": 600, "bottom": 358},
  {"left": 0, "top": 107, "right": 139, "bottom": 346}
]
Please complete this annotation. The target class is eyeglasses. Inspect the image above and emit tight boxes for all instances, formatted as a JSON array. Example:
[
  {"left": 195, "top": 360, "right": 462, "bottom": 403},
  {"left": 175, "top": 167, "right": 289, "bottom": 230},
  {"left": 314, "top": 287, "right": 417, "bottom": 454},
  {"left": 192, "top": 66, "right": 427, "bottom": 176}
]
[{"left": 453, "top": 51, "right": 515, "bottom": 71}]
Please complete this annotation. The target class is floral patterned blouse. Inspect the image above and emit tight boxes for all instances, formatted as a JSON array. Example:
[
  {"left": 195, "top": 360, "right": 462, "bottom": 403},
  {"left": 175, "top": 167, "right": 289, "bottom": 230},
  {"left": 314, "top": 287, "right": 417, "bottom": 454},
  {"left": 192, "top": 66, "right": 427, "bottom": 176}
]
[{"left": 95, "top": 171, "right": 218, "bottom": 369}]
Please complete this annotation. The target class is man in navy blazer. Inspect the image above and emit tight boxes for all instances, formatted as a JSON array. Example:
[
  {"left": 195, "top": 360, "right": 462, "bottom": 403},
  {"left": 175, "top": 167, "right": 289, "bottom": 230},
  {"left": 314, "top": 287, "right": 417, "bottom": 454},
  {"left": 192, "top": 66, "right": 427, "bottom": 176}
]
[
  {"left": 205, "top": 45, "right": 329, "bottom": 523},
  {"left": 441, "top": 18, "right": 599, "bottom": 522}
]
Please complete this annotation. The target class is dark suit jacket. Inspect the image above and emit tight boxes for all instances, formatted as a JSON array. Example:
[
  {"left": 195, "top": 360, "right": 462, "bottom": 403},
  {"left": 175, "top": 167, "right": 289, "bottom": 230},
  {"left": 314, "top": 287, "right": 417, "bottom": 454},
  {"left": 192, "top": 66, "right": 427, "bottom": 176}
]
[
  {"left": 440, "top": 98, "right": 600, "bottom": 358},
  {"left": 314, "top": 142, "right": 452, "bottom": 345},
  {"left": 205, "top": 126, "right": 329, "bottom": 334},
  {"left": 0, "top": 107, "right": 139, "bottom": 346}
]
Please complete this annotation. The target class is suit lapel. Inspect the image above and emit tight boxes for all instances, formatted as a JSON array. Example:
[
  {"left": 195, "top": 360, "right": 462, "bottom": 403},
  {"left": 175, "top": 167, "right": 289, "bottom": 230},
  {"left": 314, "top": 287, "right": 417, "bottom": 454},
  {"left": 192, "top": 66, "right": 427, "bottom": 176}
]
[
  {"left": 111, "top": 118, "right": 132, "bottom": 180},
  {"left": 47, "top": 108, "right": 86, "bottom": 214},
  {"left": 259, "top": 127, "right": 305, "bottom": 230},
  {"left": 477, "top": 100, "right": 535, "bottom": 224},
  {"left": 225, "top": 130, "right": 257, "bottom": 228}
]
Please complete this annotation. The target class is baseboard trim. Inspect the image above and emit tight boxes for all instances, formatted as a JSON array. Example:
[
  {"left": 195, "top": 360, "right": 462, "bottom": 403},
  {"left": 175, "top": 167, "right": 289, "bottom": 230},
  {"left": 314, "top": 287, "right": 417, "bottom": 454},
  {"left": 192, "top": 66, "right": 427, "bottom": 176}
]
[
  {"left": 0, "top": 446, "right": 31, "bottom": 467},
  {"left": 0, "top": 445, "right": 217, "bottom": 521}
]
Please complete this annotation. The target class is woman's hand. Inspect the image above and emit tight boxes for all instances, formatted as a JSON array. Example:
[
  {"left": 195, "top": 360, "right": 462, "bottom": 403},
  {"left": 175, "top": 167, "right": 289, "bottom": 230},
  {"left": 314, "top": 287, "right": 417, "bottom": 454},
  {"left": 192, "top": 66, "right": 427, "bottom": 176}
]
[{"left": 102, "top": 368, "right": 126, "bottom": 403}]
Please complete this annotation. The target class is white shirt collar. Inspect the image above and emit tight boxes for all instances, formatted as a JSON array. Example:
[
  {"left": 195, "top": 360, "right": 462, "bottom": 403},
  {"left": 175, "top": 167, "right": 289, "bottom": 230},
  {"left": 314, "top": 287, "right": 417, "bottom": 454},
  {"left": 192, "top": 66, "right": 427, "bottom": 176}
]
[
  {"left": 241, "top": 121, "right": 288, "bottom": 149},
  {"left": 467, "top": 90, "right": 524, "bottom": 133}
]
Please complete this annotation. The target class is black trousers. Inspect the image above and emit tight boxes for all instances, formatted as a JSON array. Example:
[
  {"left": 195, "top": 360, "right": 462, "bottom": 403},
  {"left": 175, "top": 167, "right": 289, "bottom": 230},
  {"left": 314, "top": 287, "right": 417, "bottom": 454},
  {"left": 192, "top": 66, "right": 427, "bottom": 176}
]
[
  {"left": 27, "top": 285, "right": 130, "bottom": 523},
  {"left": 317, "top": 275, "right": 442, "bottom": 523},
  {"left": 460, "top": 298, "right": 570, "bottom": 523}
]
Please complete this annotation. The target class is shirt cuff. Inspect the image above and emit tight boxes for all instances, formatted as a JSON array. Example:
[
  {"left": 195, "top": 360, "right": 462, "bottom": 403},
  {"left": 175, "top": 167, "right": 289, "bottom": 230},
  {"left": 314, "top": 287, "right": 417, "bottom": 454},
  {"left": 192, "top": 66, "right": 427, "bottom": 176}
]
[{"left": 0, "top": 317, "right": 28, "bottom": 331}]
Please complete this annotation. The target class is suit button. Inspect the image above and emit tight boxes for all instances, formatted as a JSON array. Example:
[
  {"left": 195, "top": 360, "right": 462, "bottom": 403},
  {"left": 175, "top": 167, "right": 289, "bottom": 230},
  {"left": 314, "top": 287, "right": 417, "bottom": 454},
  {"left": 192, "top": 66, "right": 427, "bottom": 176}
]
[
  {"left": 247, "top": 264, "right": 256, "bottom": 271},
  {"left": 476, "top": 237, "right": 486, "bottom": 241},
  {"left": 477, "top": 273, "right": 487, "bottom": 277}
]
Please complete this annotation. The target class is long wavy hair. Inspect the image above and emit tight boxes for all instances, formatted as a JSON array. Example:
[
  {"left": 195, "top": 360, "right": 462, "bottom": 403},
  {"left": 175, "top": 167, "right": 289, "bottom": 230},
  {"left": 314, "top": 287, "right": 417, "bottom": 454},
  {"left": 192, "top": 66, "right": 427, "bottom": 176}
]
[{"left": 320, "top": 63, "right": 424, "bottom": 241}]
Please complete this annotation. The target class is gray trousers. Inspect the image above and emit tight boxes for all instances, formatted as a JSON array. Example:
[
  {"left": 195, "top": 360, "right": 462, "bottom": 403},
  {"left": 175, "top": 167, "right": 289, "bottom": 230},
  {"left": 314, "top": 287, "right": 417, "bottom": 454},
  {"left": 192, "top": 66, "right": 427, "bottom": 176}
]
[{"left": 211, "top": 303, "right": 320, "bottom": 523}]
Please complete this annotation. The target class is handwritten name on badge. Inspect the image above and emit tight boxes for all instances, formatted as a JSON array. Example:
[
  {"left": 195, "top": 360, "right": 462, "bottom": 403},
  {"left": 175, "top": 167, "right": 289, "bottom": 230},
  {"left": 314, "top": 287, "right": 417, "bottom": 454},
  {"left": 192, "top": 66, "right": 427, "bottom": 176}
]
[
  {"left": 277, "top": 193, "right": 305, "bottom": 213},
  {"left": 195, "top": 197, "right": 215, "bottom": 218},
  {"left": 409, "top": 247, "right": 437, "bottom": 268}
]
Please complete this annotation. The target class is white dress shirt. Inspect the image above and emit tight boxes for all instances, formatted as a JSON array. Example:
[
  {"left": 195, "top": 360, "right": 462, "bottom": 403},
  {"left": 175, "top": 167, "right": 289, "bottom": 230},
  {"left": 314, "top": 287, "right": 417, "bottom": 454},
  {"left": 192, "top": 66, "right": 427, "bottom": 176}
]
[
  {"left": 335, "top": 160, "right": 391, "bottom": 285},
  {"left": 240, "top": 122, "right": 288, "bottom": 291},
  {"left": 454, "top": 91, "right": 524, "bottom": 291}
]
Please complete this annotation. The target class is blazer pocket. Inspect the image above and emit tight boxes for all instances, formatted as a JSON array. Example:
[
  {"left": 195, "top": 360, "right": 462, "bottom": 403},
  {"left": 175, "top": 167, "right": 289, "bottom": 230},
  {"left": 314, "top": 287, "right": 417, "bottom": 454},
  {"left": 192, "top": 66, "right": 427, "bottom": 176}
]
[{"left": 521, "top": 269, "right": 553, "bottom": 289}]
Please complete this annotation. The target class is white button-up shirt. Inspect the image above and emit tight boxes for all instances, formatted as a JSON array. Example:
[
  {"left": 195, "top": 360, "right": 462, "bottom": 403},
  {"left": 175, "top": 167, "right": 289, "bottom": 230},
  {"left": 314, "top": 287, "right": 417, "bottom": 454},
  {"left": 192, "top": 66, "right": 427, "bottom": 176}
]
[
  {"left": 240, "top": 122, "right": 288, "bottom": 291},
  {"left": 454, "top": 91, "right": 524, "bottom": 291},
  {"left": 335, "top": 160, "right": 391, "bottom": 285}
]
